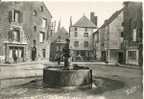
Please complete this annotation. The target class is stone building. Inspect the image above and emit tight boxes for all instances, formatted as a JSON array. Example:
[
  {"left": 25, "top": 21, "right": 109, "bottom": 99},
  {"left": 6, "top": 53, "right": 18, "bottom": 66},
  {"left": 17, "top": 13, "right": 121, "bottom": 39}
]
[
  {"left": 69, "top": 13, "right": 97, "bottom": 61},
  {"left": 93, "top": 9, "right": 124, "bottom": 64},
  {"left": 93, "top": 1, "right": 143, "bottom": 66},
  {"left": 0, "top": 2, "right": 53, "bottom": 63},
  {"left": 49, "top": 27, "right": 69, "bottom": 61},
  {"left": 122, "top": 2, "right": 143, "bottom": 65}
]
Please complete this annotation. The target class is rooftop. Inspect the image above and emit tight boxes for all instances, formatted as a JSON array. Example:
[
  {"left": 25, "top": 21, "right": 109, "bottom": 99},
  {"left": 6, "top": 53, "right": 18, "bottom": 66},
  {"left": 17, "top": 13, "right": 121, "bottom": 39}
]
[{"left": 72, "top": 15, "right": 96, "bottom": 28}]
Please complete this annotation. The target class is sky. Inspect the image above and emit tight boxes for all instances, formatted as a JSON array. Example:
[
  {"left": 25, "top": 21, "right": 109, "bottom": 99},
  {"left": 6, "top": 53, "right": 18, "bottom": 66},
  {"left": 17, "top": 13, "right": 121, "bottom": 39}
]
[{"left": 45, "top": 1, "right": 123, "bottom": 31}]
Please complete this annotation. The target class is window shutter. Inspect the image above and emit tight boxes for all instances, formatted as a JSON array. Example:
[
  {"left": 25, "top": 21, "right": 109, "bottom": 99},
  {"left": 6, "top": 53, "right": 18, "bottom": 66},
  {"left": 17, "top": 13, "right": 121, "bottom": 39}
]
[
  {"left": 19, "top": 12, "right": 23, "bottom": 23},
  {"left": 18, "top": 30, "right": 20, "bottom": 42},
  {"left": 8, "top": 11, "right": 12, "bottom": 23}
]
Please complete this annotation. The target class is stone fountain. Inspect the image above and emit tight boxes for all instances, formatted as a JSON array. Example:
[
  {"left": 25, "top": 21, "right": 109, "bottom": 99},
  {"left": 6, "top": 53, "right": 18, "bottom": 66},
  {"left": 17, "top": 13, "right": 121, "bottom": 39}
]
[{"left": 43, "top": 39, "right": 92, "bottom": 89}]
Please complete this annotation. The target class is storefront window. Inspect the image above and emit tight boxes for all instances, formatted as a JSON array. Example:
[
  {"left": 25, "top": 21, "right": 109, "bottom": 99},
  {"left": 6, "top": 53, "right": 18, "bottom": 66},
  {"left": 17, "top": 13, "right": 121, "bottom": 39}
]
[{"left": 128, "top": 51, "right": 136, "bottom": 60}]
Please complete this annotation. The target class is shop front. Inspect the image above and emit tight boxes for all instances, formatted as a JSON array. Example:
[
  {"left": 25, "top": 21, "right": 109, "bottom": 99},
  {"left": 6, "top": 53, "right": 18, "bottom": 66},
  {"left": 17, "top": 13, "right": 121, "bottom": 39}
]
[{"left": 5, "top": 42, "right": 27, "bottom": 63}]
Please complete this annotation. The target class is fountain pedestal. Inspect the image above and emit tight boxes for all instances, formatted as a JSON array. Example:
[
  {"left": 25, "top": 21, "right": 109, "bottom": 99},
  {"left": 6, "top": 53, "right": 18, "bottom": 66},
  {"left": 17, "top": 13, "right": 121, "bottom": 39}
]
[{"left": 43, "top": 66, "right": 92, "bottom": 89}]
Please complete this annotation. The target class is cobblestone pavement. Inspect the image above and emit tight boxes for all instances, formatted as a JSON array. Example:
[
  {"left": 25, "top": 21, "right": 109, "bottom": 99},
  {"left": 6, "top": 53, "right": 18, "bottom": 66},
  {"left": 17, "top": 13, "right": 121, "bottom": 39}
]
[{"left": 0, "top": 63, "right": 142, "bottom": 99}]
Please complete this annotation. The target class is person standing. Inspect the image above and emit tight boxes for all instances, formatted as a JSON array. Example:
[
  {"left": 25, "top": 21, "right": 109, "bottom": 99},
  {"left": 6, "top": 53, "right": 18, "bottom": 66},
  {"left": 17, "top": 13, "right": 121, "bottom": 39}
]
[
  {"left": 31, "top": 40, "right": 37, "bottom": 61},
  {"left": 31, "top": 46, "right": 37, "bottom": 61}
]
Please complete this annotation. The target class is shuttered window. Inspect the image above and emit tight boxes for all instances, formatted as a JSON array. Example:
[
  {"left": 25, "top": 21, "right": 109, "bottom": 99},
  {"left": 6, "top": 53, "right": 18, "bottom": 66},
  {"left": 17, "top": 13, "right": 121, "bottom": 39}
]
[{"left": 8, "top": 10, "right": 23, "bottom": 23}]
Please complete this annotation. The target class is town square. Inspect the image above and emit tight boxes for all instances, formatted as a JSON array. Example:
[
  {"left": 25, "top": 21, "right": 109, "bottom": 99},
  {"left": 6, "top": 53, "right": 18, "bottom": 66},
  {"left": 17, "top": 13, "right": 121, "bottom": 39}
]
[{"left": 0, "top": 1, "right": 143, "bottom": 99}]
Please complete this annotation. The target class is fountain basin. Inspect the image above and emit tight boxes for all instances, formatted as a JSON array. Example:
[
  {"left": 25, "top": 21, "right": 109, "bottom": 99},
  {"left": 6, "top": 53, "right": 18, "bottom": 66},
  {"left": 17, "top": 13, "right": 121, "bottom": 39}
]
[{"left": 43, "top": 66, "right": 92, "bottom": 89}]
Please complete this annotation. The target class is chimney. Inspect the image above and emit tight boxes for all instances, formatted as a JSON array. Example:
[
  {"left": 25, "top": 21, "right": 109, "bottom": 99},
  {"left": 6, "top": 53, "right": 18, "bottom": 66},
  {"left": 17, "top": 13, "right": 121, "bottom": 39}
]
[{"left": 90, "top": 12, "right": 97, "bottom": 26}]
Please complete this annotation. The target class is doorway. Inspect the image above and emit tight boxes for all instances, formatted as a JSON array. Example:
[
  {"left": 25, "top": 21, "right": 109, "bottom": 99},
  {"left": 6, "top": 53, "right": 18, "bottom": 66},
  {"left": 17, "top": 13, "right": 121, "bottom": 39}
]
[
  {"left": 101, "top": 51, "right": 106, "bottom": 62},
  {"left": 118, "top": 52, "right": 124, "bottom": 64}
]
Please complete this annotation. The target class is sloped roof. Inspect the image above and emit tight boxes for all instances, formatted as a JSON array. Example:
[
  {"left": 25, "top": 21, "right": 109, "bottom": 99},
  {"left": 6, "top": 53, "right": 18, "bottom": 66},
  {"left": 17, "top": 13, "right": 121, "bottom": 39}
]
[
  {"left": 100, "top": 8, "right": 123, "bottom": 29},
  {"left": 72, "top": 16, "right": 96, "bottom": 28},
  {"left": 93, "top": 8, "right": 123, "bottom": 35}
]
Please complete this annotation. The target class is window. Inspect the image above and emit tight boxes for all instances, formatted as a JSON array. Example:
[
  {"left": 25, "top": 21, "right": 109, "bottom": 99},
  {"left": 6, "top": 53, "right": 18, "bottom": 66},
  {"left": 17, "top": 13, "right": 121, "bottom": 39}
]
[
  {"left": 40, "top": 6, "right": 44, "bottom": 12},
  {"left": 42, "top": 49, "right": 46, "bottom": 58},
  {"left": 74, "top": 41, "right": 79, "bottom": 47},
  {"left": 121, "top": 22, "right": 124, "bottom": 26},
  {"left": 34, "top": 26, "right": 37, "bottom": 31},
  {"left": 121, "top": 32, "right": 124, "bottom": 37},
  {"left": 14, "top": 10, "right": 20, "bottom": 22},
  {"left": 74, "top": 27, "right": 77, "bottom": 31},
  {"left": 85, "top": 28, "right": 88, "bottom": 32},
  {"left": 74, "top": 32, "right": 78, "bottom": 37},
  {"left": 13, "top": 30, "right": 19, "bottom": 41},
  {"left": 84, "top": 41, "right": 89, "bottom": 47},
  {"left": 95, "top": 33, "right": 99, "bottom": 42},
  {"left": 39, "top": 32, "right": 45, "bottom": 42},
  {"left": 33, "top": 10, "right": 37, "bottom": 16},
  {"left": 128, "top": 51, "right": 136, "bottom": 60},
  {"left": 41, "top": 18, "right": 47, "bottom": 28},
  {"left": 9, "top": 29, "right": 20, "bottom": 42},
  {"left": 84, "top": 33, "right": 88, "bottom": 37},
  {"left": 57, "top": 36, "right": 61, "bottom": 41},
  {"left": 8, "top": 10, "right": 22, "bottom": 23},
  {"left": 132, "top": 29, "right": 137, "bottom": 41}
]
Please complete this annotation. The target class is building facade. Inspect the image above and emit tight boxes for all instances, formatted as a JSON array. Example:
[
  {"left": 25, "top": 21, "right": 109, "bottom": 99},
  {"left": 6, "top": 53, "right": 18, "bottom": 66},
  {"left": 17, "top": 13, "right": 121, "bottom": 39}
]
[
  {"left": 93, "top": 1, "right": 143, "bottom": 66},
  {"left": 69, "top": 13, "right": 97, "bottom": 61},
  {"left": 93, "top": 9, "right": 124, "bottom": 64},
  {"left": 122, "top": 2, "right": 143, "bottom": 65},
  {"left": 0, "top": 2, "right": 53, "bottom": 63}
]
